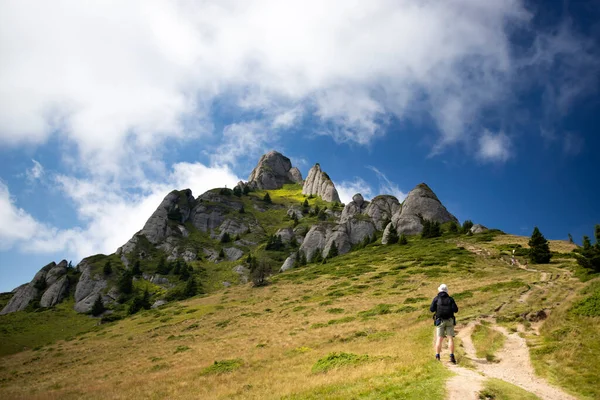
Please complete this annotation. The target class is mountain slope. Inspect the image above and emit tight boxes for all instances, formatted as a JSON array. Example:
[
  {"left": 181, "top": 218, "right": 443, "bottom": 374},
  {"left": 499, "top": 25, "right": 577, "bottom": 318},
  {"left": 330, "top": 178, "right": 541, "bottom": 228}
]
[{"left": 1, "top": 231, "right": 597, "bottom": 400}]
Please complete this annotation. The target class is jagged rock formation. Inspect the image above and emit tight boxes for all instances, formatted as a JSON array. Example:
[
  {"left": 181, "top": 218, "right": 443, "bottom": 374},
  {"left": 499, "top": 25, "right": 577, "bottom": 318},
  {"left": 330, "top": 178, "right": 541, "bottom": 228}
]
[
  {"left": 382, "top": 183, "right": 458, "bottom": 243},
  {"left": 74, "top": 258, "right": 112, "bottom": 313},
  {"left": 470, "top": 224, "right": 488, "bottom": 234},
  {"left": 247, "top": 151, "right": 303, "bottom": 190},
  {"left": 0, "top": 261, "right": 69, "bottom": 315},
  {"left": 302, "top": 163, "right": 341, "bottom": 203},
  {"left": 365, "top": 195, "right": 402, "bottom": 231}
]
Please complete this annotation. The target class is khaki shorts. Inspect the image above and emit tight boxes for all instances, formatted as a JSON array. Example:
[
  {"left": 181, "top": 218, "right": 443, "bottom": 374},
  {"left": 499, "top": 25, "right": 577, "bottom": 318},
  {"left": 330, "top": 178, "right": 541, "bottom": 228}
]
[{"left": 436, "top": 318, "right": 455, "bottom": 337}]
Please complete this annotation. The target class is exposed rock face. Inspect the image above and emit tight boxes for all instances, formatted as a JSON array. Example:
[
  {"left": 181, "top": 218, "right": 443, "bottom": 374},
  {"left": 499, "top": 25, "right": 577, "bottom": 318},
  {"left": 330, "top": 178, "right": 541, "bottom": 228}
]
[
  {"left": 142, "top": 190, "right": 195, "bottom": 244},
  {"left": 275, "top": 227, "right": 295, "bottom": 243},
  {"left": 74, "top": 258, "right": 110, "bottom": 313},
  {"left": 365, "top": 195, "right": 401, "bottom": 231},
  {"left": 340, "top": 194, "right": 369, "bottom": 223},
  {"left": 248, "top": 151, "right": 302, "bottom": 189},
  {"left": 280, "top": 253, "right": 297, "bottom": 272},
  {"left": 224, "top": 247, "right": 244, "bottom": 261},
  {"left": 383, "top": 183, "right": 458, "bottom": 242},
  {"left": 470, "top": 224, "right": 488, "bottom": 234},
  {"left": 232, "top": 265, "right": 250, "bottom": 283},
  {"left": 40, "top": 275, "right": 69, "bottom": 308},
  {"left": 0, "top": 284, "right": 37, "bottom": 315},
  {"left": 0, "top": 260, "right": 70, "bottom": 315},
  {"left": 299, "top": 225, "right": 330, "bottom": 261},
  {"left": 302, "top": 163, "right": 341, "bottom": 203}
]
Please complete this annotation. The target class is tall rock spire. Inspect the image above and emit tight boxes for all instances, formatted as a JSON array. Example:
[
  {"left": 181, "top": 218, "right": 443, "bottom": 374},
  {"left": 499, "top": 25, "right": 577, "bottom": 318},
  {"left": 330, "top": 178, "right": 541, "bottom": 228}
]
[
  {"left": 302, "top": 163, "right": 341, "bottom": 203},
  {"left": 247, "top": 151, "right": 303, "bottom": 190}
]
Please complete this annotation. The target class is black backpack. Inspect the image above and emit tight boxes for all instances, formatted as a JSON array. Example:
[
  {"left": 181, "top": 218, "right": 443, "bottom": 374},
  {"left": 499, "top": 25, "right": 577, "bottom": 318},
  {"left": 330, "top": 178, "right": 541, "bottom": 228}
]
[{"left": 436, "top": 296, "right": 453, "bottom": 319}]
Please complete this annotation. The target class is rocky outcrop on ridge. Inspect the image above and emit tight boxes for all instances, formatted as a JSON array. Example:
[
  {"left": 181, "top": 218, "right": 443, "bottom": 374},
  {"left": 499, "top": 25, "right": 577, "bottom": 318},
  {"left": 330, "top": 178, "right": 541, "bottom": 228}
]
[
  {"left": 382, "top": 183, "right": 458, "bottom": 243},
  {"left": 0, "top": 260, "right": 69, "bottom": 315},
  {"left": 365, "top": 195, "right": 402, "bottom": 231},
  {"left": 74, "top": 258, "right": 112, "bottom": 313},
  {"left": 470, "top": 224, "right": 489, "bottom": 234},
  {"left": 247, "top": 151, "right": 303, "bottom": 190},
  {"left": 302, "top": 163, "right": 341, "bottom": 203}
]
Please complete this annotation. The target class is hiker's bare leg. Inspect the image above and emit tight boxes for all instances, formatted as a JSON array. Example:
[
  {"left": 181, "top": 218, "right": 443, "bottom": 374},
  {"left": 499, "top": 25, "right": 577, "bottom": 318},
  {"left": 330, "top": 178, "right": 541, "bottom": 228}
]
[
  {"left": 448, "top": 336, "right": 454, "bottom": 354},
  {"left": 435, "top": 335, "right": 443, "bottom": 354}
]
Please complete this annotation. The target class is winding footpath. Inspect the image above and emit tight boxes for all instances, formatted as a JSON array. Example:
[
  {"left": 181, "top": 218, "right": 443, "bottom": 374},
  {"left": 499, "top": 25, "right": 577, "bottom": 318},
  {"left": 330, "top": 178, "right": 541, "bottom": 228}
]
[{"left": 444, "top": 320, "right": 577, "bottom": 400}]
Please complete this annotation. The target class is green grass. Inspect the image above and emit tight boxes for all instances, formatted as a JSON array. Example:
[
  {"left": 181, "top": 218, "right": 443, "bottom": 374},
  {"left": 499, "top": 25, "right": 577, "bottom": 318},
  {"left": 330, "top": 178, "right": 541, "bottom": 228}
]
[
  {"left": 0, "top": 300, "right": 97, "bottom": 356},
  {"left": 311, "top": 352, "right": 371, "bottom": 373},
  {"left": 200, "top": 359, "right": 243, "bottom": 375},
  {"left": 471, "top": 324, "right": 506, "bottom": 361},
  {"left": 478, "top": 378, "right": 540, "bottom": 400}
]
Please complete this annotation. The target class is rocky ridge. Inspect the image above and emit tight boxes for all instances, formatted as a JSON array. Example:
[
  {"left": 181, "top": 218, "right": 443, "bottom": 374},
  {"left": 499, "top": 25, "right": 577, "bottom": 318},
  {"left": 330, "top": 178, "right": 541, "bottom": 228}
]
[
  {"left": 247, "top": 150, "right": 303, "bottom": 190},
  {"left": 302, "top": 163, "right": 341, "bottom": 203}
]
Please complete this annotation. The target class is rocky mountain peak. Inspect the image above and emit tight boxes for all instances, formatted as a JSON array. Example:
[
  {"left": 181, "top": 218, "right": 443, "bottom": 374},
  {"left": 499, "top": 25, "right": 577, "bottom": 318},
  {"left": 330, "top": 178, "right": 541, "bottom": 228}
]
[
  {"left": 302, "top": 163, "right": 341, "bottom": 203},
  {"left": 247, "top": 150, "right": 303, "bottom": 190},
  {"left": 382, "top": 183, "right": 457, "bottom": 242}
]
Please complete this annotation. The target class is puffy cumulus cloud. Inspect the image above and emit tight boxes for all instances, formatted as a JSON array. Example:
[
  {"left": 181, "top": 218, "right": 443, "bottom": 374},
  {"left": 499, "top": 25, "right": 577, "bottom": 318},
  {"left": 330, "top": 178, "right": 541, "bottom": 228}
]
[
  {"left": 337, "top": 178, "right": 374, "bottom": 204},
  {"left": 1, "top": 163, "right": 240, "bottom": 259},
  {"left": 477, "top": 130, "right": 512, "bottom": 163},
  {"left": 1, "top": 0, "right": 597, "bottom": 176}
]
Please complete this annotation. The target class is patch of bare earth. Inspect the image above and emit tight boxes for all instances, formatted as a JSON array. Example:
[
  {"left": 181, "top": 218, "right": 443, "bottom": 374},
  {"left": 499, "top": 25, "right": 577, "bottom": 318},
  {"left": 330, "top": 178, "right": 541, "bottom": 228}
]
[{"left": 445, "top": 321, "right": 577, "bottom": 400}]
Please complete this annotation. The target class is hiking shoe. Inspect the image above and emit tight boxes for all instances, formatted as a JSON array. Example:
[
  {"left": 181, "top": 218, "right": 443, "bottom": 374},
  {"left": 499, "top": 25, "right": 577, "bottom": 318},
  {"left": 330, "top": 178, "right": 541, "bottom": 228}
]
[
  {"left": 435, "top": 354, "right": 440, "bottom": 361},
  {"left": 450, "top": 354, "right": 456, "bottom": 364}
]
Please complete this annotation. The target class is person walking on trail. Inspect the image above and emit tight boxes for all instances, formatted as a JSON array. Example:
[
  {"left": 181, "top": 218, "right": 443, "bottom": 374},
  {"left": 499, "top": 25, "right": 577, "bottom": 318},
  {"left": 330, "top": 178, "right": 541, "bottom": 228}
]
[{"left": 430, "top": 283, "right": 459, "bottom": 364}]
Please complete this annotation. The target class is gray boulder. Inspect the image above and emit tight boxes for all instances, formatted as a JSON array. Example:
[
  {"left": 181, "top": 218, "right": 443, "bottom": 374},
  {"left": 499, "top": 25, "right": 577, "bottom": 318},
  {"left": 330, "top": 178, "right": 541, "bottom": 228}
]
[
  {"left": 0, "top": 284, "right": 37, "bottom": 315},
  {"left": 280, "top": 253, "right": 297, "bottom": 272},
  {"left": 275, "top": 227, "right": 295, "bottom": 243},
  {"left": 287, "top": 206, "right": 303, "bottom": 220},
  {"left": 0, "top": 261, "right": 60, "bottom": 314},
  {"left": 141, "top": 189, "right": 195, "bottom": 244},
  {"left": 385, "top": 183, "right": 457, "bottom": 239},
  {"left": 247, "top": 151, "right": 301, "bottom": 190},
  {"left": 470, "top": 224, "right": 489, "bottom": 234},
  {"left": 40, "top": 275, "right": 69, "bottom": 308},
  {"left": 299, "top": 224, "right": 330, "bottom": 261},
  {"left": 74, "top": 259, "right": 109, "bottom": 313},
  {"left": 224, "top": 247, "right": 244, "bottom": 261},
  {"left": 232, "top": 265, "right": 250, "bottom": 283},
  {"left": 152, "top": 300, "right": 167, "bottom": 309},
  {"left": 365, "top": 195, "right": 401, "bottom": 231},
  {"left": 302, "top": 163, "right": 341, "bottom": 203},
  {"left": 340, "top": 193, "right": 369, "bottom": 223}
]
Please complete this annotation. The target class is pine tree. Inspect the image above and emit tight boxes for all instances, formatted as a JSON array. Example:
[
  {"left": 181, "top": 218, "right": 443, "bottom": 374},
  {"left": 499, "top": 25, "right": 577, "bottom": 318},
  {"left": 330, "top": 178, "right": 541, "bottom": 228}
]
[
  {"left": 156, "top": 257, "right": 170, "bottom": 275},
  {"left": 387, "top": 225, "right": 399, "bottom": 244},
  {"left": 568, "top": 233, "right": 574, "bottom": 244},
  {"left": 421, "top": 220, "right": 431, "bottom": 239},
  {"left": 300, "top": 251, "right": 307, "bottom": 266},
  {"left": 132, "top": 260, "right": 142, "bottom": 276},
  {"left": 290, "top": 236, "right": 298, "bottom": 248},
  {"left": 302, "top": 199, "right": 309, "bottom": 214},
  {"left": 461, "top": 220, "right": 474, "bottom": 234},
  {"left": 118, "top": 269, "right": 134, "bottom": 294},
  {"left": 239, "top": 205, "right": 245, "bottom": 214},
  {"left": 263, "top": 192, "right": 272, "bottom": 204},
  {"left": 595, "top": 224, "right": 600, "bottom": 250},
  {"left": 243, "top": 185, "right": 250, "bottom": 195},
  {"left": 318, "top": 209, "right": 327, "bottom": 221},
  {"left": 233, "top": 186, "right": 242, "bottom": 197},
  {"left": 292, "top": 213, "right": 299, "bottom": 227},
  {"left": 221, "top": 232, "right": 231, "bottom": 243},
  {"left": 141, "top": 289, "right": 151, "bottom": 310},
  {"left": 184, "top": 276, "right": 198, "bottom": 298},
  {"left": 91, "top": 295, "right": 105, "bottom": 316},
  {"left": 370, "top": 233, "right": 377, "bottom": 243},
  {"left": 180, "top": 263, "right": 191, "bottom": 280},
  {"left": 399, "top": 234, "right": 408, "bottom": 245},
  {"left": 528, "top": 226, "right": 552, "bottom": 264},
  {"left": 251, "top": 260, "right": 271, "bottom": 287},
  {"left": 219, "top": 248, "right": 226, "bottom": 258},
  {"left": 327, "top": 241, "right": 339, "bottom": 259},
  {"left": 448, "top": 221, "right": 459, "bottom": 234},
  {"left": 103, "top": 260, "right": 112, "bottom": 275},
  {"left": 173, "top": 260, "right": 181, "bottom": 275}
]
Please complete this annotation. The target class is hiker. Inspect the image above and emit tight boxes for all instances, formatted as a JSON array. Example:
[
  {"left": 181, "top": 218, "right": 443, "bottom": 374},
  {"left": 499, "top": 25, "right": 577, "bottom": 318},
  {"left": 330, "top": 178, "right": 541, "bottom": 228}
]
[{"left": 430, "top": 283, "right": 459, "bottom": 364}]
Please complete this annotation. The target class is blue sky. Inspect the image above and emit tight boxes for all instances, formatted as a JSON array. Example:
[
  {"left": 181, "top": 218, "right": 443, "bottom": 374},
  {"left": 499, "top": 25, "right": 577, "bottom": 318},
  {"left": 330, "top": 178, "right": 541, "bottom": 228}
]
[{"left": 1, "top": 0, "right": 599, "bottom": 292}]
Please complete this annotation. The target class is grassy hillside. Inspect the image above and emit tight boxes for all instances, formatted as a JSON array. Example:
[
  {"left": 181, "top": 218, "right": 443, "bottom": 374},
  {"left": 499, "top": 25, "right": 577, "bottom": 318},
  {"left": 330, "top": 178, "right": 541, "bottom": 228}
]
[{"left": 1, "top": 228, "right": 597, "bottom": 399}]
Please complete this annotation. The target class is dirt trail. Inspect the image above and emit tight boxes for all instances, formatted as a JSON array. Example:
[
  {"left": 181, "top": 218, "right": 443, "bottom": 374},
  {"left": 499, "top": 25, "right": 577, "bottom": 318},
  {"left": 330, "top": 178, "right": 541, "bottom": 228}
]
[{"left": 445, "top": 321, "right": 577, "bottom": 400}]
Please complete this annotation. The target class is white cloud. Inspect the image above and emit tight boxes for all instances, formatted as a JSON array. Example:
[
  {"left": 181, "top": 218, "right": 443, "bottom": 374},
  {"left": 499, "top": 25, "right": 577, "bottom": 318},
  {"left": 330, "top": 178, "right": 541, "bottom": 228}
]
[
  {"left": 337, "top": 178, "right": 374, "bottom": 204},
  {"left": 477, "top": 130, "right": 512, "bottom": 163},
  {"left": 25, "top": 159, "right": 44, "bottom": 183},
  {"left": 368, "top": 167, "right": 407, "bottom": 201},
  {"left": 1, "top": 0, "right": 596, "bottom": 174},
  {"left": 0, "top": 183, "right": 43, "bottom": 250},
  {"left": 210, "top": 121, "right": 274, "bottom": 168},
  {"left": 1, "top": 163, "right": 241, "bottom": 259}
]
